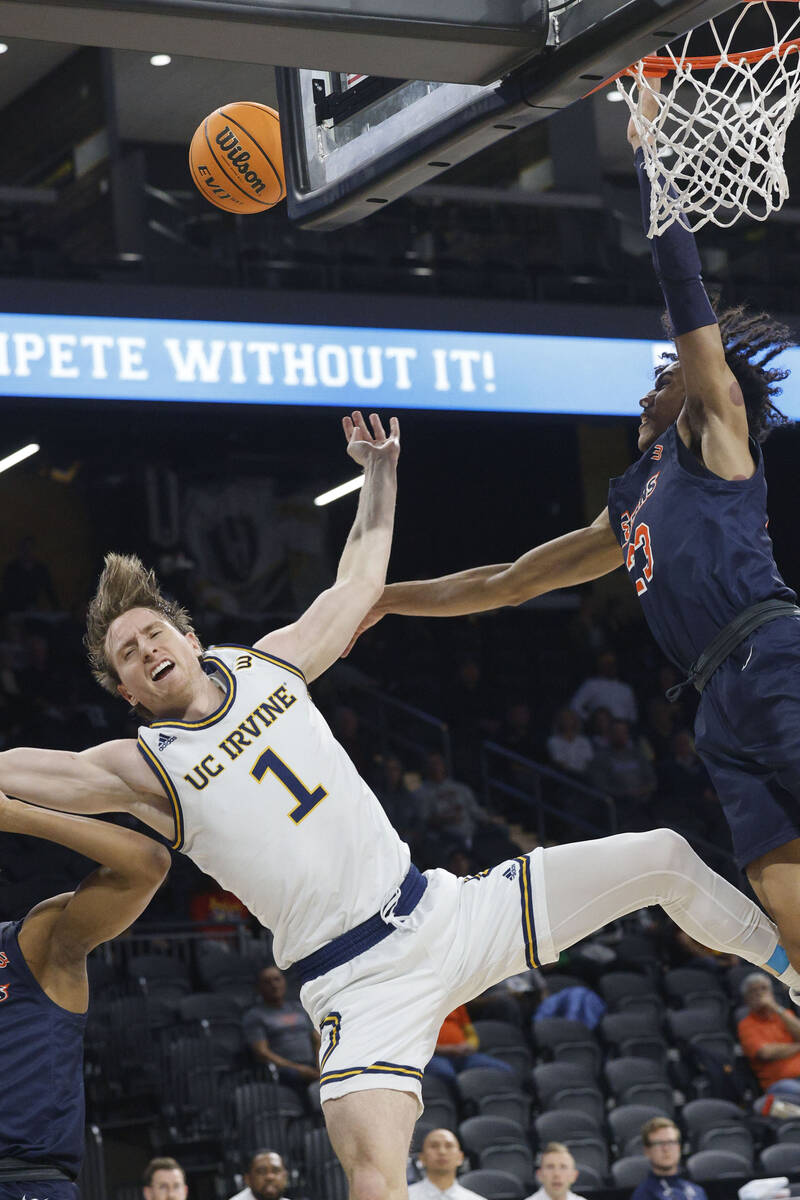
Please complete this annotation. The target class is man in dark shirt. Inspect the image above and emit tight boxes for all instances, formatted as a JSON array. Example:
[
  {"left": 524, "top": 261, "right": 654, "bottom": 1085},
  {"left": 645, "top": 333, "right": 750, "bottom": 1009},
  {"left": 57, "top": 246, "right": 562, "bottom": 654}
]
[
  {"left": 243, "top": 965, "right": 320, "bottom": 1086},
  {"left": 630, "top": 1118, "right": 708, "bottom": 1200}
]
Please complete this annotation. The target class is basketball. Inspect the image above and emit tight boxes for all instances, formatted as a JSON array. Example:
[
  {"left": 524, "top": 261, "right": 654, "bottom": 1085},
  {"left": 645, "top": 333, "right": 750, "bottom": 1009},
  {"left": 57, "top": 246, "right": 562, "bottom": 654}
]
[{"left": 188, "top": 101, "right": 285, "bottom": 214}]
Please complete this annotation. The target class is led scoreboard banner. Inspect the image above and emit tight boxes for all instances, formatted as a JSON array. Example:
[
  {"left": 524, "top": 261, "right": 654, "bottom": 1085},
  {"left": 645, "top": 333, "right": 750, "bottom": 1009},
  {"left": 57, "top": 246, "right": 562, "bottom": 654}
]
[{"left": 1, "top": 312, "right": 799, "bottom": 419}]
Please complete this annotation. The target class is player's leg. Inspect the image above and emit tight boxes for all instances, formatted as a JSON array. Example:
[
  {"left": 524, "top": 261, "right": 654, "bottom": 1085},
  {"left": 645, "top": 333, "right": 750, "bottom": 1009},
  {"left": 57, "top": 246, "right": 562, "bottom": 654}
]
[
  {"left": 542, "top": 828, "right": 800, "bottom": 987},
  {"left": 747, "top": 838, "right": 800, "bottom": 973},
  {"left": 323, "top": 1089, "right": 418, "bottom": 1200}
]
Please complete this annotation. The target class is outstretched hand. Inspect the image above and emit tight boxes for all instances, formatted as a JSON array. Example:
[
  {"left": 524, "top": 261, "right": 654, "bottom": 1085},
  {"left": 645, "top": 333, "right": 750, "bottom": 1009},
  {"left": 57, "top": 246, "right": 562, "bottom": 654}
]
[
  {"left": 627, "top": 74, "right": 662, "bottom": 152},
  {"left": 343, "top": 411, "right": 400, "bottom": 470}
]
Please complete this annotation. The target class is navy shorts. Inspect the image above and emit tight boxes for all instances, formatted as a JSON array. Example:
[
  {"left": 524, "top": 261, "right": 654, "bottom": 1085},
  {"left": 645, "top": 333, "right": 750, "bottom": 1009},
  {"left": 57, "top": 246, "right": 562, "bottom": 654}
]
[
  {"left": 0, "top": 1183, "right": 77, "bottom": 1200},
  {"left": 694, "top": 614, "right": 800, "bottom": 869}
]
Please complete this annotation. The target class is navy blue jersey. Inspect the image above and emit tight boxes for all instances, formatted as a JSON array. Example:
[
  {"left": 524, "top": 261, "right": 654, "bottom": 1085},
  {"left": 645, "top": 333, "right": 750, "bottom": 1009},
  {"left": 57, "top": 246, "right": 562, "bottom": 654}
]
[
  {"left": 0, "top": 921, "right": 86, "bottom": 1177},
  {"left": 631, "top": 1172, "right": 708, "bottom": 1200},
  {"left": 607, "top": 423, "right": 795, "bottom": 671}
]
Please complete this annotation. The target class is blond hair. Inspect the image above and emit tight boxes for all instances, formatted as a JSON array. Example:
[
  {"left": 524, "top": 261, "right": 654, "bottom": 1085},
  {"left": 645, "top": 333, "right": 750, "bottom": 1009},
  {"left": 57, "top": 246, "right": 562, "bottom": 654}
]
[
  {"left": 84, "top": 553, "right": 197, "bottom": 705},
  {"left": 641, "top": 1117, "right": 679, "bottom": 1145},
  {"left": 539, "top": 1142, "right": 574, "bottom": 1163}
]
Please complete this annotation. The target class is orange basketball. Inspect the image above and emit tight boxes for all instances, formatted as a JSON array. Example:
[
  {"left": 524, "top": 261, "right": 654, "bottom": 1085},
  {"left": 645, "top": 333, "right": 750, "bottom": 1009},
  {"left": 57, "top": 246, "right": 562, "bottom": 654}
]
[{"left": 189, "top": 101, "right": 285, "bottom": 214}]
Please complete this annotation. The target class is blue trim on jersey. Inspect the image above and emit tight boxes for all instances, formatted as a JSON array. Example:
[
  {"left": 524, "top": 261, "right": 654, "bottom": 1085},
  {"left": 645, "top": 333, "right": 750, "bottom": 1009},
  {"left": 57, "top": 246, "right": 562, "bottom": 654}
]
[
  {"left": 767, "top": 944, "right": 790, "bottom": 974},
  {"left": 212, "top": 642, "right": 307, "bottom": 686},
  {"left": 136, "top": 739, "right": 183, "bottom": 850},
  {"left": 149, "top": 658, "right": 237, "bottom": 730},
  {"left": 320, "top": 1061, "right": 423, "bottom": 1086},
  {"left": 517, "top": 855, "right": 539, "bottom": 968}
]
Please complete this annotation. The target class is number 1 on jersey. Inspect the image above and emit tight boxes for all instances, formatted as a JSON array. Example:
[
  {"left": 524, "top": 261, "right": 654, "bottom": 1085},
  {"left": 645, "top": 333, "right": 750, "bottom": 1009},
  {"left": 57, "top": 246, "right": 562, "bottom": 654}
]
[{"left": 251, "top": 748, "right": 328, "bottom": 824}]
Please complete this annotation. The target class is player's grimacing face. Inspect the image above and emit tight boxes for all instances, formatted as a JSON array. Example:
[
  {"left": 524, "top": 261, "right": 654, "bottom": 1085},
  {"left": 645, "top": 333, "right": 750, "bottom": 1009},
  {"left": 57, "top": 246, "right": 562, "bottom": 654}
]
[
  {"left": 107, "top": 606, "right": 202, "bottom": 712},
  {"left": 638, "top": 363, "right": 684, "bottom": 450}
]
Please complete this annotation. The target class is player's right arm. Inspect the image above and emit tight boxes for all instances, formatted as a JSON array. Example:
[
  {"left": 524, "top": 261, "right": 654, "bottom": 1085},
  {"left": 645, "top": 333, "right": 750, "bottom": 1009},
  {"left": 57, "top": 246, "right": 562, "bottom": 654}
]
[
  {"left": 0, "top": 740, "right": 175, "bottom": 838},
  {"left": 352, "top": 508, "right": 621, "bottom": 635}
]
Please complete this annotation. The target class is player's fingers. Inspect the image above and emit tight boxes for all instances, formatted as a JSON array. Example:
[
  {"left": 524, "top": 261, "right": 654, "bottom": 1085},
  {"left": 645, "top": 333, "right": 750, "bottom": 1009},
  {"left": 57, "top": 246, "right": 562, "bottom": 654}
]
[
  {"left": 342, "top": 415, "right": 354, "bottom": 440},
  {"left": 389, "top": 416, "right": 400, "bottom": 442},
  {"left": 369, "top": 413, "right": 386, "bottom": 442},
  {"left": 351, "top": 410, "right": 369, "bottom": 439}
]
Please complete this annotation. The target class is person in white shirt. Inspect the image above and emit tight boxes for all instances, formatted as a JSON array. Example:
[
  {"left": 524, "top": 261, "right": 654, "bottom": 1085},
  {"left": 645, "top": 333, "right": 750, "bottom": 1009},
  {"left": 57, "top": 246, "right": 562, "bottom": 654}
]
[
  {"left": 525, "top": 1143, "right": 584, "bottom": 1200},
  {"left": 569, "top": 651, "right": 638, "bottom": 725},
  {"left": 408, "top": 1129, "right": 484, "bottom": 1200},
  {"left": 227, "top": 1150, "right": 289, "bottom": 1200}
]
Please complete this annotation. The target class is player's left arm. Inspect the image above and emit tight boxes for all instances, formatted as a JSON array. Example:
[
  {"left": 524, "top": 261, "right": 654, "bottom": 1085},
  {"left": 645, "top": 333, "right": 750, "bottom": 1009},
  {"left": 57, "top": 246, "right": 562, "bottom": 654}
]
[
  {"left": 2, "top": 791, "right": 171, "bottom": 968},
  {"left": 628, "top": 86, "right": 753, "bottom": 480},
  {"left": 254, "top": 412, "right": 399, "bottom": 682}
]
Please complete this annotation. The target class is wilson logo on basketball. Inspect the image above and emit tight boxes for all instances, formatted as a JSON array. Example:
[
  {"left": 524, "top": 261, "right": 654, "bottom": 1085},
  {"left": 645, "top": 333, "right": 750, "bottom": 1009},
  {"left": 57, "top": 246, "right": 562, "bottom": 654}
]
[{"left": 214, "top": 127, "right": 267, "bottom": 195}]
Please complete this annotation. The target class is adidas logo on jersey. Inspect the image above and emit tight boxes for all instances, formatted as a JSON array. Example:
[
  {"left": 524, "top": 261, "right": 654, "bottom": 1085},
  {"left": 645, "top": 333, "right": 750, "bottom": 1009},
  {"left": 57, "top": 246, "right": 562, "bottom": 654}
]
[
  {"left": 502, "top": 864, "right": 518, "bottom": 881},
  {"left": 158, "top": 733, "right": 177, "bottom": 751}
]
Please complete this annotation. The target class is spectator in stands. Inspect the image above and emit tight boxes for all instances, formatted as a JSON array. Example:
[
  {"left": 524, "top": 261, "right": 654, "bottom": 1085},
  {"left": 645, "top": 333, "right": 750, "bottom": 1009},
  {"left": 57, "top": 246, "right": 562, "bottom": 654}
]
[
  {"left": 425, "top": 1004, "right": 515, "bottom": 1082},
  {"left": 408, "top": 1128, "right": 484, "bottom": 1200},
  {"left": 243, "top": 966, "right": 320, "bottom": 1087},
  {"left": 587, "top": 706, "right": 613, "bottom": 752},
  {"left": 143, "top": 1158, "right": 188, "bottom": 1200},
  {"left": 2, "top": 535, "right": 59, "bottom": 612},
  {"left": 228, "top": 1150, "right": 289, "bottom": 1200},
  {"left": 331, "top": 704, "right": 370, "bottom": 777},
  {"left": 525, "top": 1142, "right": 583, "bottom": 1200},
  {"left": 569, "top": 651, "right": 638, "bottom": 725},
  {"left": 546, "top": 708, "right": 594, "bottom": 777},
  {"left": 630, "top": 1117, "right": 707, "bottom": 1200},
  {"left": 414, "top": 752, "right": 490, "bottom": 852},
  {"left": 588, "top": 719, "right": 656, "bottom": 806},
  {"left": 371, "top": 752, "right": 425, "bottom": 847},
  {"left": 737, "top": 972, "right": 800, "bottom": 1103}
]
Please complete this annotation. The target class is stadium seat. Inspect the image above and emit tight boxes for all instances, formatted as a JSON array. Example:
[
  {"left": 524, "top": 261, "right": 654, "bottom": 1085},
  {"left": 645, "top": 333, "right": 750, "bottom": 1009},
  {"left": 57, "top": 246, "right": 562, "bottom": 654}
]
[
  {"left": 537, "top": 973, "right": 586, "bottom": 994},
  {"left": 411, "top": 1122, "right": 437, "bottom": 1155},
  {"left": 178, "top": 992, "right": 242, "bottom": 1023},
  {"left": 563, "top": 1135, "right": 609, "bottom": 1178},
  {"left": 611, "top": 1156, "right": 650, "bottom": 1188},
  {"left": 458, "top": 1169, "right": 524, "bottom": 1200},
  {"left": 532, "top": 1018, "right": 601, "bottom": 1075},
  {"left": 619, "top": 1082, "right": 675, "bottom": 1115},
  {"left": 686, "top": 1150, "right": 751, "bottom": 1181},
  {"left": 479, "top": 1144, "right": 535, "bottom": 1189},
  {"left": 457, "top": 1068, "right": 528, "bottom": 1118},
  {"left": 422, "top": 1097, "right": 459, "bottom": 1131},
  {"left": 573, "top": 1163, "right": 603, "bottom": 1190},
  {"left": 534, "top": 1109, "right": 602, "bottom": 1144},
  {"left": 663, "top": 968, "right": 728, "bottom": 1017},
  {"left": 612, "top": 935, "right": 660, "bottom": 975},
  {"left": 759, "top": 1143, "right": 800, "bottom": 1175},
  {"left": 127, "top": 953, "right": 192, "bottom": 999},
  {"left": 607, "top": 1104, "right": 668, "bottom": 1152},
  {"left": 599, "top": 973, "right": 663, "bottom": 1017},
  {"left": 604, "top": 1056, "right": 667, "bottom": 1098},
  {"left": 697, "top": 1124, "right": 754, "bottom": 1165},
  {"left": 778, "top": 1121, "right": 800, "bottom": 1144},
  {"left": 534, "top": 1062, "right": 598, "bottom": 1103},
  {"left": 472, "top": 1020, "right": 532, "bottom": 1076},
  {"left": 422, "top": 1073, "right": 454, "bottom": 1101},
  {"left": 545, "top": 1087, "right": 606, "bottom": 1125},
  {"left": 666, "top": 1006, "right": 722, "bottom": 1043},
  {"left": 459, "top": 1117, "right": 526, "bottom": 1156},
  {"left": 474, "top": 1091, "right": 531, "bottom": 1127},
  {"left": 682, "top": 1098, "right": 745, "bottom": 1136}
]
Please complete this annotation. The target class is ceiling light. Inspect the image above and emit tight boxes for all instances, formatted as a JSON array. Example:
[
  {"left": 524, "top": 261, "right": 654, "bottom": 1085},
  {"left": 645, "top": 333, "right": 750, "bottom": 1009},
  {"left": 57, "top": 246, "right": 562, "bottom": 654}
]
[
  {"left": 314, "top": 475, "right": 364, "bottom": 507},
  {"left": 606, "top": 89, "right": 625, "bottom": 102},
  {"left": 150, "top": 54, "right": 171, "bottom": 67},
  {"left": 0, "top": 443, "right": 39, "bottom": 475},
  {"left": 0, "top": 44, "right": 8, "bottom": 55}
]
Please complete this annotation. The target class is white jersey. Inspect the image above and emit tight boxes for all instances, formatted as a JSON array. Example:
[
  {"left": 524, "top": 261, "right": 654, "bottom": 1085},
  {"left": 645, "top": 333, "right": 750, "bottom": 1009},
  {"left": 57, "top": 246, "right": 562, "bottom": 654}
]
[{"left": 137, "top": 644, "right": 409, "bottom": 967}]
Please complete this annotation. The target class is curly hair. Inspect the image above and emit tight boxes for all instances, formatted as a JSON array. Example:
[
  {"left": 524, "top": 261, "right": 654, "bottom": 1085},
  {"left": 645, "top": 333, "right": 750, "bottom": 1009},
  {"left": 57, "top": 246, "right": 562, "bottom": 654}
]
[
  {"left": 660, "top": 304, "right": 792, "bottom": 443},
  {"left": 84, "top": 552, "right": 197, "bottom": 702}
]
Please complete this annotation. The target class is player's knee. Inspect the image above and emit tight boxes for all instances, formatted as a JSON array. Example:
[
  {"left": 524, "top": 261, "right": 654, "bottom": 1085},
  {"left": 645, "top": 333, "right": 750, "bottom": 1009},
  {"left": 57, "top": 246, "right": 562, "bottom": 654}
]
[
  {"left": 344, "top": 1160, "right": 402, "bottom": 1200},
  {"left": 639, "top": 827, "right": 694, "bottom": 886}
]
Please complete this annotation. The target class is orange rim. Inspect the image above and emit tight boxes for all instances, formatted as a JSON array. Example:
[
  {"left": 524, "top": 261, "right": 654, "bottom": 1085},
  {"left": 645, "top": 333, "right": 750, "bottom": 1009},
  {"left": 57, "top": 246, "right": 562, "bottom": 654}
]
[{"left": 583, "top": 0, "right": 800, "bottom": 95}]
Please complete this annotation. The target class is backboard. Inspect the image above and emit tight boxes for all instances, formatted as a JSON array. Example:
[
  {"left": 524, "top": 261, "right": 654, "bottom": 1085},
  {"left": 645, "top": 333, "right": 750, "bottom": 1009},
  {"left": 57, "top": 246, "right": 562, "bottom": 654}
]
[{"left": 276, "top": 0, "right": 745, "bottom": 229}]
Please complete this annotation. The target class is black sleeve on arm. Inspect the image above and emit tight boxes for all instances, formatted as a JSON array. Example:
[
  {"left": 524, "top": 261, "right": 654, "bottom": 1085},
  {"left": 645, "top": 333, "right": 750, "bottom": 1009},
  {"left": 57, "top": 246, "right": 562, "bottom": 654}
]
[{"left": 636, "top": 147, "right": 717, "bottom": 337}]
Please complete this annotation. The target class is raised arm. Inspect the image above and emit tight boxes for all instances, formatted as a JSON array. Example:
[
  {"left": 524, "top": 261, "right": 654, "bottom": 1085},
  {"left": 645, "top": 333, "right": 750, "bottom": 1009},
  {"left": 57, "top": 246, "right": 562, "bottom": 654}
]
[
  {"left": 628, "top": 86, "right": 752, "bottom": 479},
  {"left": 255, "top": 411, "right": 399, "bottom": 682},
  {"left": 0, "top": 791, "right": 171, "bottom": 1008}
]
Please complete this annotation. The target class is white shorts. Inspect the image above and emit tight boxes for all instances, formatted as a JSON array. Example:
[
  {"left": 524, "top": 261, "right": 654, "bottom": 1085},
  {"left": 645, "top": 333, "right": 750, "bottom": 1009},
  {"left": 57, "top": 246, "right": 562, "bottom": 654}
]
[{"left": 299, "top": 849, "right": 555, "bottom": 1114}]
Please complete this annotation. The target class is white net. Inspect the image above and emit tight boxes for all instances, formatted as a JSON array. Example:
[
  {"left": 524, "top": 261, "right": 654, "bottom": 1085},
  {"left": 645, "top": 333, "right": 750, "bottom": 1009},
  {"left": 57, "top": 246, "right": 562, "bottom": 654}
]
[{"left": 617, "top": 1, "right": 800, "bottom": 236}]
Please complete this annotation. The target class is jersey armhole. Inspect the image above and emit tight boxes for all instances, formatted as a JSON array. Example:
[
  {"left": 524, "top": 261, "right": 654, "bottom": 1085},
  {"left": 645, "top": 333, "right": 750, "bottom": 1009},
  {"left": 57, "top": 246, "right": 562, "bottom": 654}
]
[{"left": 137, "top": 738, "right": 183, "bottom": 850}]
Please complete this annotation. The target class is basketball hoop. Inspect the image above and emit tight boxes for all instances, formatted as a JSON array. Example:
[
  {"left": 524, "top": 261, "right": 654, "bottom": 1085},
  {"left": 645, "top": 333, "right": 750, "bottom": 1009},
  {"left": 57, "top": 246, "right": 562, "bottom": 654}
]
[{"left": 610, "top": 0, "right": 800, "bottom": 235}]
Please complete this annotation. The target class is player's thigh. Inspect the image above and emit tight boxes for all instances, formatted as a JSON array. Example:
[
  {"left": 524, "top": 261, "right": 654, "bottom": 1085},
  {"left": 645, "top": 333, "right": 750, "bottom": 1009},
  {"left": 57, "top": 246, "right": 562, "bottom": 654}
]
[
  {"left": 445, "top": 850, "right": 556, "bottom": 1002},
  {"left": 323, "top": 1088, "right": 418, "bottom": 1189}
]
